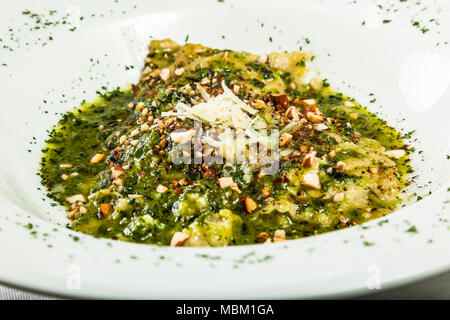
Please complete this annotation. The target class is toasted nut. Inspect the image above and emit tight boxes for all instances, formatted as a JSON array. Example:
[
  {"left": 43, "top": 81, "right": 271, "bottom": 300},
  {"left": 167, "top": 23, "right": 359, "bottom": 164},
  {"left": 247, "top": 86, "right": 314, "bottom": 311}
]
[
  {"left": 111, "top": 165, "right": 125, "bottom": 179},
  {"left": 315, "top": 123, "right": 328, "bottom": 131},
  {"left": 273, "top": 229, "right": 286, "bottom": 242},
  {"left": 100, "top": 203, "right": 111, "bottom": 215},
  {"left": 279, "top": 132, "right": 293, "bottom": 146},
  {"left": 336, "top": 161, "right": 346, "bottom": 171},
  {"left": 66, "top": 194, "right": 86, "bottom": 204},
  {"left": 79, "top": 206, "right": 87, "bottom": 214},
  {"left": 254, "top": 99, "right": 266, "bottom": 108},
  {"left": 218, "top": 177, "right": 236, "bottom": 188},
  {"left": 301, "top": 172, "right": 321, "bottom": 189},
  {"left": 349, "top": 113, "right": 359, "bottom": 120},
  {"left": 306, "top": 112, "right": 323, "bottom": 123},
  {"left": 285, "top": 106, "right": 301, "bottom": 121},
  {"left": 309, "top": 78, "right": 323, "bottom": 91},
  {"left": 159, "top": 68, "right": 170, "bottom": 81},
  {"left": 174, "top": 67, "right": 184, "bottom": 76},
  {"left": 90, "top": 153, "right": 105, "bottom": 164},
  {"left": 170, "top": 129, "right": 195, "bottom": 144},
  {"left": 245, "top": 197, "right": 257, "bottom": 213},
  {"left": 329, "top": 150, "right": 336, "bottom": 157},
  {"left": 61, "top": 174, "right": 69, "bottom": 181},
  {"left": 383, "top": 149, "right": 406, "bottom": 159},
  {"left": 170, "top": 232, "right": 189, "bottom": 247},
  {"left": 333, "top": 192, "right": 345, "bottom": 202},
  {"left": 140, "top": 123, "right": 150, "bottom": 132},
  {"left": 59, "top": 163, "right": 73, "bottom": 168},
  {"left": 368, "top": 167, "right": 378, "bottom": 174},
  {"left": 302, "top": 150, "right": 317, "bottom": 168},
  {"left": 258, "top": 54, "right": 268, "bottom": 64},
  {"left": 233, "top": 85, "right": 240, "bottom": 95},
  {"left": 261, "top": 189, "right": 271, "bottom": 198},
  {"left": 156, "top": 184, "right": 168, "bottom": 193},
  {"left": 302, "top": 99, "right": 316, "bottom": 105},
  {"left": 68, "top": 208, "right": 78, "bottom": 219},
  {"left": 256, "top": 232, "right": 270, "bottom": 242}
]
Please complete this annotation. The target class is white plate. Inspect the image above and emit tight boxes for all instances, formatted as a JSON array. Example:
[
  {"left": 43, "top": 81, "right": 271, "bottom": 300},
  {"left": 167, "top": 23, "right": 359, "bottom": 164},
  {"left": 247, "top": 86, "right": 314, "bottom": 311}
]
[{"left": 0, "top": 0, "right": 449, "bottom": 299}]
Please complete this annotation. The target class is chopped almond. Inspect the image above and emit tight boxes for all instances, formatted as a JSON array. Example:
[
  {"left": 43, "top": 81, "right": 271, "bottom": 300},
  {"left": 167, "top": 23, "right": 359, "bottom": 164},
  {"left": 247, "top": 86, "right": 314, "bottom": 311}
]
[
  {"left": 245, "top": 197, "right": 257, "bottom": 213},
  {"left": 156, "top": 184, "right": 168, "bottom": 193},
  {"left": 306, "top": 112, "right": 323, "bottom": 123},
  {"left": 315, "top": 123, "right": 328, "bottom": 131},
  {"left": 349, "top": 113, "right": 359, "bottom": 120},
  {"left": 113, "top": 178, "right": 123, "bottom": 186},
  {"left": 256, "top": 232, "right": 270, "bottom": 242},
  {"left": 383, "top": 149, "right": 406, "bottom": 159},
  {"left": 159, "top": 68, "right": 170, "bottom": 81},
  {"left": 368, "top": 167, "right": 378, "bottom": 174},
  {"left": 59, "top": 163, "right": 73, "bottom": 168},
  {"left": 279, "top": 132, "right": 293, "bottom": 146},
  {"left": 66, "top": 194, "right": 86, "bottom": 204},
  {"left": 336, "top": 161, "right": 346, "bottom": 171},
  {"left": 329, "top": 150, "right": 336, "bottom": 157},
  {"left": 258, "top": 54, "right": 268, "bottom": 64},
  {"left": 174, "top": 67, "right": 184, "bottom": 76},
  {"left": 111, "top": 165, "right": 125, "bottom": 178},
  {"left": 273, "top": 229, "right": 286, "bottom": 242},
  {"left": 68, "top": 208, "right": 78, "bottom": 219},
  {"left": 100, "top": 203, "right": 111, "bottom": 215},
  {"left": 170, "top": 232, "right": 189, "bottom": 247},
  {"left": 301, "top": 172, "right": 321, "bottom": 189},
  {"left": 302, "top": 150, "right": 317, "bottom": 168},
  {"left": 333, "top": 192, "right": 345, "bottom": 202},
  {"left": 170, "top": 129, "right": 195, "bottom": 144},
  {"left": 90, "top": 153, "right": 105, "bottom": 164},
  {"left": 285, "top": 106, "right": 301, "bottom": 121},
  {"left": 261, "top": 189, "right": 271, "bottom": 198},
  {"left": 79, "top": 206, "right": 87, "bottom": 214},
  {"left": 218, "top": 176, "right": 235, "bottom": 188}
]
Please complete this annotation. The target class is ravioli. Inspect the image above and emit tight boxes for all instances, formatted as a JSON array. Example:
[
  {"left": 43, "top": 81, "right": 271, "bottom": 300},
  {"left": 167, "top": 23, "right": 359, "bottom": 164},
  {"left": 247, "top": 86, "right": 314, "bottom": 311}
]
[{"left": 40, "top": 39, "right": 411, "bottom": 246}]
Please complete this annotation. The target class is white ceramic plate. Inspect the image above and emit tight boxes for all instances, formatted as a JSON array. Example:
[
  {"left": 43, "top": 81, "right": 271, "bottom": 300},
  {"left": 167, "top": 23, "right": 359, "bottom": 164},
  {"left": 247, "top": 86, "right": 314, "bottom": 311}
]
[{"left": 0, "top": 0, "right": 449, "bottom": 299}]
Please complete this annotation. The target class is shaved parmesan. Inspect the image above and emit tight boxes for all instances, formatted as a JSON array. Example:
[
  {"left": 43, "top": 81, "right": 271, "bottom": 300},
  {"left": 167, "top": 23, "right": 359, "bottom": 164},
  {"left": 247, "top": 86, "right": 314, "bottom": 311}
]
[{"left": 162, "top": 81, "right": 263, "bottom": 130}]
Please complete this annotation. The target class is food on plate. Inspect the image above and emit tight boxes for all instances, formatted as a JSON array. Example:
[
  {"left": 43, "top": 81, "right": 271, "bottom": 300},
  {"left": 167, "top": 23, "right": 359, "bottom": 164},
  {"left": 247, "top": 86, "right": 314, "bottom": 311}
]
[{"left": 40, "top": 39, "right": 411, "bottom": 246}]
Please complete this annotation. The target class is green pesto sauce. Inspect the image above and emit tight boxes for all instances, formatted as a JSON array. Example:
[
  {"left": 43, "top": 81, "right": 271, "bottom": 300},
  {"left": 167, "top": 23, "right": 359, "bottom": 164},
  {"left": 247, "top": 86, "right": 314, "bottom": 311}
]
[{"left": 40, "top": 40, "right": 411, "bottom": 246}]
